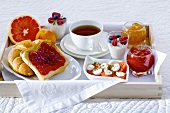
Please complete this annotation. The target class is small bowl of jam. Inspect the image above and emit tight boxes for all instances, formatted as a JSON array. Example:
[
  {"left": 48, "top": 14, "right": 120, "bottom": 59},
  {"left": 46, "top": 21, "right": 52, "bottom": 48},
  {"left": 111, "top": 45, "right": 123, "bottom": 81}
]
[
  {"left": 127, "top": 45, "right": 155, "bottom": 77},
  {"left": 122, "top": 21, "right": 147, "bottom": 48}
]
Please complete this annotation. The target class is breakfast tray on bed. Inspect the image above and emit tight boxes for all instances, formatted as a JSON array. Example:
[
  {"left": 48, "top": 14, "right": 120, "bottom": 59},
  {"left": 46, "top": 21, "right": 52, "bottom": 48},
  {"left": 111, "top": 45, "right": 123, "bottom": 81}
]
[{"left": 0, "top": 23, "right": 162, "bottom": 98}]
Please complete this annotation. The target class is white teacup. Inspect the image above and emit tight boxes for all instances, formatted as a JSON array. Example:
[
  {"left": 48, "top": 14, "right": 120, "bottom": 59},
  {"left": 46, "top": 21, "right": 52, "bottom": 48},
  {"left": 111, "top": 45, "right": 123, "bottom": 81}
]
[{"left": 69, "top": 20, "right": 103, "bottom": 51}]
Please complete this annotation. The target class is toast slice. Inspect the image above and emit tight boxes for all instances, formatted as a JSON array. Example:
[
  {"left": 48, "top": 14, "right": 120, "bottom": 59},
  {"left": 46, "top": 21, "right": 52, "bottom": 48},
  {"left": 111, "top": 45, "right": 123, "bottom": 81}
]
[{"left": 21, "top": 40, "right": 69, "bottom": 80}]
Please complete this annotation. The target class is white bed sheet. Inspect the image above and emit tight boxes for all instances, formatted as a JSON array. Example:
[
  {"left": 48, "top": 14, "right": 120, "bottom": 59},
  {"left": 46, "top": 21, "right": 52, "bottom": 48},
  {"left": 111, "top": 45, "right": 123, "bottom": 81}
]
[{"left": 0, "top": 0, "right": 170, "bottom": 113}]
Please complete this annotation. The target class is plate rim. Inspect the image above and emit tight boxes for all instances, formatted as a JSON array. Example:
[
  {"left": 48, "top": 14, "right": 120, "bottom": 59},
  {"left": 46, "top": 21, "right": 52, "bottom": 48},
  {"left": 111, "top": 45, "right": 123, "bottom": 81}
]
[{"left": 2, "top": 46, "right": 82, "bottom": 80}]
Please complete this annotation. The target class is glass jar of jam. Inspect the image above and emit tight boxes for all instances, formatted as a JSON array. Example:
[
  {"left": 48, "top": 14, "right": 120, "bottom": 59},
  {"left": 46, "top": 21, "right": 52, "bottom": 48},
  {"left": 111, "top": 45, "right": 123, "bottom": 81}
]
[
  {"left": 127, "top": 45, "right": 154, "bottom": 77},
  {"left": 122, "top": 21, "right": 146, "bottom": 48}
]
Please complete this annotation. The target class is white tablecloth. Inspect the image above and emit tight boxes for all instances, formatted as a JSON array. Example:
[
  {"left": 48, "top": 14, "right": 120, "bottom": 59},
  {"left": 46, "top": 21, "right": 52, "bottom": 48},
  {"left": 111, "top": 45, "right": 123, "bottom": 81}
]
[{"left": 0, "top": 0, "right": 170, "bottom": 113}]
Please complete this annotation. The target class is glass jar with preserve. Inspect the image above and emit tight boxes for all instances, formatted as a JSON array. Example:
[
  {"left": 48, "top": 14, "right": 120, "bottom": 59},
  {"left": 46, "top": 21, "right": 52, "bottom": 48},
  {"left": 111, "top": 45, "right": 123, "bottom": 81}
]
[
  {"left": 122, "top": 21, "right": 147, "bottom": 48},
  {"left": 127, "top": 45, "right": 154, "bottom": 77}
]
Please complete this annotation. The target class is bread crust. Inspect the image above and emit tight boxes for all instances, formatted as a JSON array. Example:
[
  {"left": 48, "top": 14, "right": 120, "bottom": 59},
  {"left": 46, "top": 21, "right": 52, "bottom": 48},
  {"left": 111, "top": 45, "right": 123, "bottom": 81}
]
[{"left": 21, "top": 40, "right": 69, "bottom": 80}]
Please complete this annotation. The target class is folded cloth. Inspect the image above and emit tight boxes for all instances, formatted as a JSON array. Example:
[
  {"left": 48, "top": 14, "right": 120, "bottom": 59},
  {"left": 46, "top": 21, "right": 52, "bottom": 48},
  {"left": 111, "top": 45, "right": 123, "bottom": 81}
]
[{"left": 15, "top": 80, "right": 124, "bottom": 113}]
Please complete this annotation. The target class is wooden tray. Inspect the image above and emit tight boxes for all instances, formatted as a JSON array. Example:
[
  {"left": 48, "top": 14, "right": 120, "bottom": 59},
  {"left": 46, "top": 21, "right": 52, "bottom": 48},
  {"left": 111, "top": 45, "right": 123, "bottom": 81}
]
[{"left": 0, "top": 24, "right": 162, "bottom": 98}]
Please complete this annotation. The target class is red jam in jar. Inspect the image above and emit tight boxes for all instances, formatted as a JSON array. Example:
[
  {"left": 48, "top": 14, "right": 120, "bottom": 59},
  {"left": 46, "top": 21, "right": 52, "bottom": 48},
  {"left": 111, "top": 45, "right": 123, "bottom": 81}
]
[
  {"left": 29, "top": 42, "right": 66, "bottom": 75},
  {"left": 127, "top": 45, "right": 154, "bottom": 77}
]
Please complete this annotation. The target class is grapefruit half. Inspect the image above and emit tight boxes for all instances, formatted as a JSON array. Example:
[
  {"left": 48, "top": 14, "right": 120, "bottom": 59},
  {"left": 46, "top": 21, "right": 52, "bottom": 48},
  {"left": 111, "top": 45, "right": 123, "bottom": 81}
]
[{"left": 8, "top": 15, "right": 41, "bottom": 44}]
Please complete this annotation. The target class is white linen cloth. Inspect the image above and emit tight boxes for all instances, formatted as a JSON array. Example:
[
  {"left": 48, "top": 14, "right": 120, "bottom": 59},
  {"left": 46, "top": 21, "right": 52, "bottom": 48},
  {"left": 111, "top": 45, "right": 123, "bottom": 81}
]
[{"left": 15, "top": 80, "right": 123, "bottom": 113}]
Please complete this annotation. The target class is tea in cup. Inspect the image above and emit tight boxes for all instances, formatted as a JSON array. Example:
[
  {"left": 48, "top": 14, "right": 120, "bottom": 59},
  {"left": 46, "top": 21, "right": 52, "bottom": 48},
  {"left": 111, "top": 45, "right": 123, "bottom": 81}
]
[{"left": 69, "top": 20, "right": 103, "bottom": 51}]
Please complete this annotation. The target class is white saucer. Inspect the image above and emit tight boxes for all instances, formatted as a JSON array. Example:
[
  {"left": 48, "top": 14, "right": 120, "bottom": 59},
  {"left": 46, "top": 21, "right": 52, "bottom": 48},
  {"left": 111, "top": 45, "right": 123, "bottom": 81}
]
[
  {"left": 60, "top": 34, "right": 109, "bottom": 59},
  {"left": 63, "top": 31, "right": 109, "bottom": 56}
]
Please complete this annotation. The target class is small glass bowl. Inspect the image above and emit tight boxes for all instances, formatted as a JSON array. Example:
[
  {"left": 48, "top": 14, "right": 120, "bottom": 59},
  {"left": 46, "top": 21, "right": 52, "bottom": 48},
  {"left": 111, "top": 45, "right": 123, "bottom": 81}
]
[
  {"left": 122, "top": 21, "right": 147, "bottom": 48},
  {"left": 127, "top": 45, "right": 155, "bottom": 77}
]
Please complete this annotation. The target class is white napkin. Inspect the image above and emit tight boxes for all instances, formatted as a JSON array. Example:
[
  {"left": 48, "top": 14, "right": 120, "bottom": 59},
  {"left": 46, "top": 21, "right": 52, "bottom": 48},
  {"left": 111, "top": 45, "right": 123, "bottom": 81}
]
[{"left": 15, "top": 80, "right": 123, "bottom": 113}]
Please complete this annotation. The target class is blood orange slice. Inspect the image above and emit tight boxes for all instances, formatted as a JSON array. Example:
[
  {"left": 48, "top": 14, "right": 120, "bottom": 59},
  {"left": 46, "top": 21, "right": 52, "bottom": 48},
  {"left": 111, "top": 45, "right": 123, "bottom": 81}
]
[{"left": 8, "top": 15, "right": 41, "bottom": 44}]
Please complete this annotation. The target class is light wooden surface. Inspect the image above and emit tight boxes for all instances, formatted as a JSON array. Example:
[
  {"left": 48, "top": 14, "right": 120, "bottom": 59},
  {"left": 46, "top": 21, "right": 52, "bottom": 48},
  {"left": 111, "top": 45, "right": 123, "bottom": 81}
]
[
  {"left": 0, "top": 74, "right": 4, "bottom": 81},
  {"left": 0, "top": 0, "right": 170, "bottom": 112},
  {"left": 0, "top": 81, "right": 162, "bottom": 98}
]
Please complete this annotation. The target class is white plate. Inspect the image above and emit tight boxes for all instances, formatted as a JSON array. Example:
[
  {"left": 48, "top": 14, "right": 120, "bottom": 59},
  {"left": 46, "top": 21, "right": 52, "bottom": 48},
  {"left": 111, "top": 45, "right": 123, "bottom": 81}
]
[
  {"left": 2, "top": 46, "right": 81, "bottom": 80},
  {"left": 83, "top": 55, "right": 129, "bottom": 81},
  {"left": 63, "top": 31, "right": 109, "bottom": 55}
]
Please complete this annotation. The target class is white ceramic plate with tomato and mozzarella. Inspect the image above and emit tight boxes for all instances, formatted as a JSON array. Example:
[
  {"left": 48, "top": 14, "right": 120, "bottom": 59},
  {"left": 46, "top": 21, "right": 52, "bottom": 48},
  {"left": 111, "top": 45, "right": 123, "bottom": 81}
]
[
  {"left": 2, "top": 46, "right": 81, "bottom": 80},
  {"left": 83, "top": 55, "right": 129, "bottom": 81}
]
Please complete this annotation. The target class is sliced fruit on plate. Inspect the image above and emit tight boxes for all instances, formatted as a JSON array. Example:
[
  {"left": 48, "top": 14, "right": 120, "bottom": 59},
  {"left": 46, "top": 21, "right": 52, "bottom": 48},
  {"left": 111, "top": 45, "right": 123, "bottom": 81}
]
[
  {"left": 118, "top": 62, "right": 127, "bottom": 73},
  {"left": 8, "top": 15, "right": 41, "bottom": 44}
]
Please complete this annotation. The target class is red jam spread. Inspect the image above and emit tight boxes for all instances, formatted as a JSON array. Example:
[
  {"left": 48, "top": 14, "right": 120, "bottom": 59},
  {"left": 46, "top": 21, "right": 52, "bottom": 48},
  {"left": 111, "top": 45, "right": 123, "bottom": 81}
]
[
  {"left": 29, "top": 42, "right": 66, "bottom": 75},
  {"left": 127, "top": 46, "right": 154, "bottom": 72}
]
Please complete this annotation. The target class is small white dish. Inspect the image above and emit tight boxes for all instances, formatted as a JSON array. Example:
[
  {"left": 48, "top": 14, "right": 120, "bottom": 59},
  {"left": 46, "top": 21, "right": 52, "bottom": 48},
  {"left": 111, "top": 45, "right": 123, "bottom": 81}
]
[
  {"left": 49, "top": 20, "right": 67, "bottom": 40},
  {"left": 83, "top": 55, "right": 129, "bottom": 81},
  {"left": 2, "top": 46, "right": 81, "bottom": 80},
  {"left": 107, "top": 31, "right": 129, "bottom": 60},
  {"left": 63, "top": 31, "right": 109, "bottom": 55},
  {"left": 108, "top": 43, "right": 127, "bottom": 60},
  {"left": 60, "top": 35, "right": 109, "bottom": 59}
]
